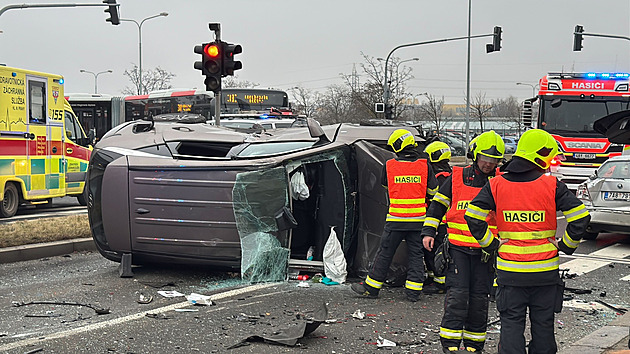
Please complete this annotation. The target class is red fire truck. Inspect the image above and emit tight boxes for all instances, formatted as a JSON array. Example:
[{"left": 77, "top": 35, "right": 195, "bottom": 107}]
[{"left": 522, "top": 72, "right": 630, "bottom": 189}]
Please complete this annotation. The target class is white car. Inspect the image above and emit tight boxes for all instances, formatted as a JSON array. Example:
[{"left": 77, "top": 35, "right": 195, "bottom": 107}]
[{"left": 576, "top": 155, "right": 630, "bottom": 239}]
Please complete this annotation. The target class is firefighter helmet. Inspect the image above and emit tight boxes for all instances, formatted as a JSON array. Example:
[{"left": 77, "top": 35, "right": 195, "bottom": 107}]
[
  {"left": 388, "top": 129, "right": 417, "bottom": 153},
  {"left": 425, "top": 141, "right": 451, "bottom": 163},
  {"left": 514, "top": 129, "right": 559, "bottom": 169},
  {"left": 473, "top": 130, "right": 505, "bottom": 162}
]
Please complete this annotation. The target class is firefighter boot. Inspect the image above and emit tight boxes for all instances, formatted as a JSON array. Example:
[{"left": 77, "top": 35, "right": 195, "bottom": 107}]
[{"left": 351, "top": 282, "right": 379, "bottom": 298}]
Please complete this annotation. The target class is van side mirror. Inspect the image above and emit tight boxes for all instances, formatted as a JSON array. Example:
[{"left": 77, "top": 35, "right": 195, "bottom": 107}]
[
  {"left": 589, "top": 171, "right": 598, "bottom": 180},
  {"left": 88, "top": 128, "right": 96, "bottom": 145}
]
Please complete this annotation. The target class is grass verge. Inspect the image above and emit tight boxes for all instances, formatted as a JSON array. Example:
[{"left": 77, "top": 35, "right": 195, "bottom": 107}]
[{"left": 0, "top": 214, "right": 90, "bottom": 248}]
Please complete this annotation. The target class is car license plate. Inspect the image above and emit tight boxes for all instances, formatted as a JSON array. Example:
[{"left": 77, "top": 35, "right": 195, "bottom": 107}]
[
  {"left": 603, "top": 191, "right": 630, "bottom": 201},
  {"left": 574, "top": 153, "right": 596, "bottom": 159}
]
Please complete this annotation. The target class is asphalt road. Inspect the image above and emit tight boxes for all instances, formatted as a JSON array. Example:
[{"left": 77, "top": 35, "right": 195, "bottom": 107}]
[{"left": 0, "top": 230, "right": 628, "bottom": 354}]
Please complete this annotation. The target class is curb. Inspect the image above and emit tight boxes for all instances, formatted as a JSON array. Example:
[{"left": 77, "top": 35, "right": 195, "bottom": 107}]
[
  {"left": 559, "top": 311, "right": 630, "bottom": 354},
  {"left": 0, "top": 238, "right": 96, "bottom": 264}
]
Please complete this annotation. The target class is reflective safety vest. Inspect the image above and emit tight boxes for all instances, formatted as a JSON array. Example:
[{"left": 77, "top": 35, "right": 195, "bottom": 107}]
[
  {"left": 446, "top": 166, "right": 497, "bottom": 248},
  {"left": 386, "top": 159, "right": 428, "bottom": 222},
  {"left": 490, "top": 174, "right": 558, "bottom": 273}
]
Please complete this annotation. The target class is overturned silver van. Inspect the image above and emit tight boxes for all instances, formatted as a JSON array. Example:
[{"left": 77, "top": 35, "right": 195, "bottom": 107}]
[{"left": 86, "top": 115, "right": 424, "bottom": 280}]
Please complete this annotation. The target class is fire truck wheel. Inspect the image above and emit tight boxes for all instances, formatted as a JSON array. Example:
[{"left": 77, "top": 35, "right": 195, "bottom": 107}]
[{"left": 1, "top": 183, "right": 19, "bottom": 218}]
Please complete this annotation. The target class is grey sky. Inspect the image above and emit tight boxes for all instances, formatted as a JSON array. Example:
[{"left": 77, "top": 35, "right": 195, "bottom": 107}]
[{"left": 2, "top": 0, "right": 629, "bottom": 104}]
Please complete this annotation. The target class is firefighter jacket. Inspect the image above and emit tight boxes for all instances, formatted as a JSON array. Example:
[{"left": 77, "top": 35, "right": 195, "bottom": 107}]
[
  {"left": 444, "top": 167, "right": 498, "bottom": 248},
  {"left": 421, "top": 164, "right": 496, "bottom": 253},
  {"left": 381, "top": 151, "right": 438, "bottom": 231},
  {"left": 464, "top": 156, "right": 590, "bottom": 286}
]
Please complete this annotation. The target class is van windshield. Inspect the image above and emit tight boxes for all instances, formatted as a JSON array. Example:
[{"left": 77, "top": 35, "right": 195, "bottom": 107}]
[{"left": 230, "top": 141, "right": 316, "bottom": 158}]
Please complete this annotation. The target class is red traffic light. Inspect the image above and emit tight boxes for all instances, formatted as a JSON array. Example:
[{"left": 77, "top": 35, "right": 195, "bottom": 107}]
[{"left": 205, "top": 44, "right": 220, "bottom": 58}]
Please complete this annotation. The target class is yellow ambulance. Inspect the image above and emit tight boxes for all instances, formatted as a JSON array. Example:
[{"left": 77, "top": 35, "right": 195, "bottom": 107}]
[{"left": 0, "top": 66, "right": 92, "bottom": 217}]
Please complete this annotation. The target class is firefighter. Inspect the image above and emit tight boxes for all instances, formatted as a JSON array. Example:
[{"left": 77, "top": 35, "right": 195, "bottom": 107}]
[
  {"left": 421, "top": 130, "right": 504, "bottom": 353},
  {"left": 351, "top": 129, "right": 439, "bottom": 302},
  {"left": 464, "top": 129, "right": 590, "bottom": 354},
  {"left": 422, "top": 140, "right": 452, "bottom": 294}
]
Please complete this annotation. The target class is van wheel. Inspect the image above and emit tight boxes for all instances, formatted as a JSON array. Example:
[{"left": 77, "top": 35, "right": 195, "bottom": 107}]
[
  {"left": 1, "top": 183, "right": 19, "bottom": 218},
  {"left": 77, "top": 190, "right": 88, "bottom": 206},
  {"left": 582, "top": 231, "right": 599, "bottom": 240}
]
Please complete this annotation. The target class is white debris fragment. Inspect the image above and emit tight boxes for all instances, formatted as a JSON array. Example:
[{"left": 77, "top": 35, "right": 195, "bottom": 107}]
[
  {"left": 297, "top": 281, "right": 310, "bottom": 288},
  {"left": 186, "top": 293, "right": 213, "bottom": 306},
  {"left": 352, "top": 309, "right": 365, "bottom": 320},
  {"left": 377, "top": 336, "right": 396, "bottom": 347},
  {"left": 157, "top": 290, "right": 185, "bottom": 298}
]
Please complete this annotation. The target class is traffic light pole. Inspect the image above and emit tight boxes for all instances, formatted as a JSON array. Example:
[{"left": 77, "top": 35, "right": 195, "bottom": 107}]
[
  {"left": 382, "top": 31, "right": 495, "bottom": 119},
  {"left": 210, "top": 23, "right": 222, "bottom": 127},
  {"left": 0, "top": 3, "right": 118, "bottom": 17}
]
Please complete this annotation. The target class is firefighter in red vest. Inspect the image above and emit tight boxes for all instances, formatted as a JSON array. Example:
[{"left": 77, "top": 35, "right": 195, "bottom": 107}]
[
  {"left": 422, "top": 140, "right": 452, "bottom": 294},
  {"left": 465, "top": 129, "right": 590, "bottom": 354},
  {"left": 422, "top": 130, "right": 504, "bottom": 353},
  {"left": 351, "top": 129, "right": 439, "bottom": 302}
]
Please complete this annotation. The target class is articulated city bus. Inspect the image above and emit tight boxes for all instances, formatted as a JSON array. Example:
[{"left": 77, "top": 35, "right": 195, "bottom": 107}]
[{"left": 67, "top": 88, "right": 292, "bottom": 139}]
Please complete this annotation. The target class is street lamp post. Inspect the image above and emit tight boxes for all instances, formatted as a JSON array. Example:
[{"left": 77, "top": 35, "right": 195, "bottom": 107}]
[
  {"left": 516, "top": 82, "right": 538, "bottom": 97},
  {"left": 121, "top": 12, "right": 168, "bottom": 95},
  {"left": 80, "top": 69, "right": 112, "bottom": 94}
]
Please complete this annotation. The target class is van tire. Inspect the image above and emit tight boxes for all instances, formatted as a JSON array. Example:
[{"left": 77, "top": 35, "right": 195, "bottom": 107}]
[{"left": 1, "top": 183, "right": 19, "bottom": 218}]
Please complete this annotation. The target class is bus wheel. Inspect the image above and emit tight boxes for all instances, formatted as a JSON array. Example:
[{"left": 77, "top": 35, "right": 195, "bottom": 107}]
[
  {"left": 77, "top": 190, "right": 88, "bottom": 206},
  {"left": 1, "top": 183, "right": 19, "bottom": 218}
]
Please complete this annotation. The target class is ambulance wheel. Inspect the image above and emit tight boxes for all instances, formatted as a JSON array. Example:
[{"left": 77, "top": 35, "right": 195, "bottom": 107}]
[
  {"left": 1, "top": 183, "right": 19, "bottom": 218},
  {"left": 77, "top": 190, "right": 88, "bottom": 206},
  {"left": 582, "top": 231, "right": 599, "bottom": 240}
]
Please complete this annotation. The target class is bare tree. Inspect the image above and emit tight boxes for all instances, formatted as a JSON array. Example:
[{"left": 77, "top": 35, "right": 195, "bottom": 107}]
[
  {"left": 340, "top": 52, "right": 416, "bottom": 121},
  {"left": 467, "top": 92, "right": 493, "bottom": 132},
  {"left": 417, "top": 94, "right": 447, "bottom": 136},
  {"left": 289, "top": 86, "right": 320, "bottom": 117},
  {"left": 316, "top": 84, "right": 354, "bottom": 124},
  {"left": 222, "top": 77, "right": 260, "bottom": 88},
  {"left": 122, "top": 64, "right": 175, "bottom": 95},
  {"left": 491, "top": 96, "right": 522, "bottom": 135}
]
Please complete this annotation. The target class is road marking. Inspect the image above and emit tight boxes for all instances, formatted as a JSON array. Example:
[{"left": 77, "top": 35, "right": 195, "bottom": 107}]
[
  {"left": 0, "top": 282, "right": 281, "bottom": 352},
  {"left": 621, "top": 274, "right": 630, "bottom": 282},
  {"left": 559, "top": 243, "right": 630, "bottom": 275}
]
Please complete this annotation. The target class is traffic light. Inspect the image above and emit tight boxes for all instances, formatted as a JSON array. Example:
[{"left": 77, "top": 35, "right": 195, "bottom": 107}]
[
  {"left": 573, "top": 25, "right": 584, "bottom": 51},
  {"left": 222, "top": 42, "right": 242, "bottom": 76},
  {"left": 385, "top": 103, "right": 393, "bottom": 119},
  {"left": 487, "top": 26, "right": 502, "bottom": 53},
  {"left": 103, "top": 0, "right": 119, "bottom": 25},
  {"left": 194, "top": 42, "right": 222, "bottom": 92}
]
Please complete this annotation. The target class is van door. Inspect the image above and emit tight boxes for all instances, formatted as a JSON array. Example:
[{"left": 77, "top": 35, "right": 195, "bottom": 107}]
[
  {"left": 63, "top": 110, "right": 90, "bottom": 196},
  {"left": 25, "top": 75, "right": 54, "bottom": 198}
]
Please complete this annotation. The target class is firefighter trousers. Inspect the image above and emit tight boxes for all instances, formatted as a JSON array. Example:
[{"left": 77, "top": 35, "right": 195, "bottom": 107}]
[
  {"left": 439, "top": 246, "right": 492, "bottom": 351},
  {"left": 496, "top": 284, "right": 558, "bottom": 354},
  {"left": 366, "top": 229, "right": 425, "bottom": 297}
]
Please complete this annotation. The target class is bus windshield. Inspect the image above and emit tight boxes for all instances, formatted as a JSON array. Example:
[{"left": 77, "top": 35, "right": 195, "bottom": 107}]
[{"left": 540, "top": 98, "right": 629, "bottom": 135}]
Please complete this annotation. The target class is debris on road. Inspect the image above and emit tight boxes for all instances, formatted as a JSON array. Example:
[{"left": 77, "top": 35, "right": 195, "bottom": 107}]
[
  {"left": 352, "top": 309, "right": 365, "bottom": 320},
  {"left": 296, "top": 281, "right": 310, "bottom": 288},
  {"left": 377, "top": 336, "right": 397, "bottom": 347},
  {"left": 186, "top": 292, "right": 214, "bottom": 306},
  {"left": 137, "top": 293, "right": 153, "bottom": 304},
  {"left": 12, "top": 300, "right": 110, "bottom": 315},
  {"left": 227, "top": 302, "right": 328, "bottom": 349},
  {"left": 157, "top": 290, "right": 185, "bottom": 298}
]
